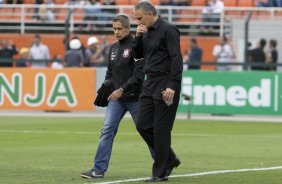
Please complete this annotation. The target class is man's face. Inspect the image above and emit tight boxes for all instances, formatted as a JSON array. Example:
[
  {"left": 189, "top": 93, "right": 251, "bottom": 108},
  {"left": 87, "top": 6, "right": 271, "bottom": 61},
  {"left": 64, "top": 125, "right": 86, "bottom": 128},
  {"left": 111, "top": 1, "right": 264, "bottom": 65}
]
[
  {"left": 134, "top": 8, "right": 151, "bottom": 27},
  {"left": 90, "top": 44, "right": 98, "bottom": 50},
  {"left": 34, "top": 37, "right": 40, "bottom": 45},
  {"left": 112, "top": 21, "right": 130, "bottom": 40},
  {"left": 190, "top": 41, "right": 195, "bottom": 48},
  {"left": 1, "top": 40, "right": 7, "bottom": 48},
  {"left": 220, "top": 38, "right": 226, "bottom": 45}
]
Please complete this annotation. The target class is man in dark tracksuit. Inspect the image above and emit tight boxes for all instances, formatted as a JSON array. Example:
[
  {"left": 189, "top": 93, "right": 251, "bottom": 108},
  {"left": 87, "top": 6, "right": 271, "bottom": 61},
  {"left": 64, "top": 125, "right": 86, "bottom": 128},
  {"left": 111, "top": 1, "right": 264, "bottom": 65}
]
[
  {"left": 81, "top": 15, "right": 150, "bottom": 179},
  {"left": 250, "top": 39, "right": 266, "bottom": 71},
  {"left": 134, "top": 1, "right": 183, "bottom": 182}
]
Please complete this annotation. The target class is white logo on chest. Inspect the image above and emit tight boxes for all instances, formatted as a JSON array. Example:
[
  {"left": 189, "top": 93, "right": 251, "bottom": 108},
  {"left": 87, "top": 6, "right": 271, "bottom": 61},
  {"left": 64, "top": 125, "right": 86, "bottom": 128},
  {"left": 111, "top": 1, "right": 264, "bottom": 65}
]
[{"left": 123, "top": 49, "right": 130, "bottom": 58}]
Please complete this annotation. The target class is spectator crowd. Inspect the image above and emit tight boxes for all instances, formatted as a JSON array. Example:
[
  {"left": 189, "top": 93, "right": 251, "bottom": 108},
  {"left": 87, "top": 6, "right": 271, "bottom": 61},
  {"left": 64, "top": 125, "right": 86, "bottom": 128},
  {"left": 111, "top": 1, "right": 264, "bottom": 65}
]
[
  {"left": 0, "top": 34, "right": 279, "bottom": 71},
  {"left": 0, "top": 34, "right": 110, "bottom": 68},
  {"left": 0, "top": 0, "right": 280, "bottom": 71}
]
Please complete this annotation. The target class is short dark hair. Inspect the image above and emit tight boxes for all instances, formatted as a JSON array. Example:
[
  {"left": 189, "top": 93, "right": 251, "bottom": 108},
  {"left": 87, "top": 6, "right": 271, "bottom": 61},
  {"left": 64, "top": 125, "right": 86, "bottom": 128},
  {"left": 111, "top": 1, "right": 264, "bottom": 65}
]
[
  {"left": 270, "top": 39, "right": 277, "bottom": 48},
  {"left": 134, "top": 1, "right": 157, "bottom": 16},
  {"left": 223, "top": 36, "right": 228, "bottom": 43},
  {"left": 260, "top": 38, "right": 266, "bottom": 48},
  {"left": 35, "top": 34, "right": 41, "bottom": 39},
  {"left": 113, "top": 15, "right": 130, "bottom": 28},
  {"left": 191, "top": 38, "right": 197, "bottom": 45}
]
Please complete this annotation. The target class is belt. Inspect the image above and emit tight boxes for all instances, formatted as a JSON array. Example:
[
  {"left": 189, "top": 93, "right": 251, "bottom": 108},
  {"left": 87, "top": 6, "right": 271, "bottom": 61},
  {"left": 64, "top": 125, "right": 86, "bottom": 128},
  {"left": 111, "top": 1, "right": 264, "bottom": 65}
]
[{"left": 145, "top": 72, "right": 169, "bottom": 80}]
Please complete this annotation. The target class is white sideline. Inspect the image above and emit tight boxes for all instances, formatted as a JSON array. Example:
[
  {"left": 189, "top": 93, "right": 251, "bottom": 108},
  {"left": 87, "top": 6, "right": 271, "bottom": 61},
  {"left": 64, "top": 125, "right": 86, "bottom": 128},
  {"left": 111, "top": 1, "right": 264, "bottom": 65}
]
[
  {"left": 0, "top": 129, "right": 216, "bottom": 137},
  {"left": 0, "top": 130, "right": 220, "bottom": 137},
  {"left": 1, "top": 129, "right": 282, "bottom": 138},
  {"left": 84, "top": 166, "right": 282, "bottom": 184},
  {"left": 0, "top": 111, "right": 282, "bottom": 123}
]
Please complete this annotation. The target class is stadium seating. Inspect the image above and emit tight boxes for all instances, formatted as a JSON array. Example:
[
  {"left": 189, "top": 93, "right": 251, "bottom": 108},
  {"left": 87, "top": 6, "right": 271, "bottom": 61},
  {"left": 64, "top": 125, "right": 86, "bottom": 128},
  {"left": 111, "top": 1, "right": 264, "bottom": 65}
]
[
  {"left": 191, "top": 0, "right": 206, "bottom": 6},
  {"left": 56, "top": 8, "right": 69, "bottom": 21},
  {"left": 24, "top": 0, "right": 33, "bottom": 4},
  {"left": 129, "top": 0, "right": 160, "bottom": 5},
  {"left": 0, "top": 8, "right": 13, "bottom": 19},
  {"left": 224, "top": 9, "right": 244, "bottom": 18},
  {"left": 21, "top": 0, "right": 258, "bottom": 7},
  {"left": 237, "top": 0, "right": 254, "bottom": 7},
  {"left": 224, "top": 0, "right": 238, "bottom": 7},
  {"left": 73, "top": 8, "right": 85, "bottom": 21},
  {"left": 275, "top": 10, "right": 282, "bottom": 18},
  {"left": 116, "top": 0, "right": 130, "bottom": 5},
  {"left": 176, "top": 9, "right": 202, "bottom": 22},
  {"left": 253, "top": 10, "right": 271, "bottom": 19}
]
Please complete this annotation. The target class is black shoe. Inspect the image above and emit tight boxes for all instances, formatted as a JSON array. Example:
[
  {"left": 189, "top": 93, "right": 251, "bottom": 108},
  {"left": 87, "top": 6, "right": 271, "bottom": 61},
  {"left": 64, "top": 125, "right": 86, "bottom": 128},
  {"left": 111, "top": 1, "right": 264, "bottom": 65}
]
[
  {"left": 80, "top": 169, "right": 104, "bottom": 179},
  {"left": 166, "top": 157, "right": 181, "bottom": 176},
  {"left": 144, "top": 176, "right": 168, "bottom": 182}
]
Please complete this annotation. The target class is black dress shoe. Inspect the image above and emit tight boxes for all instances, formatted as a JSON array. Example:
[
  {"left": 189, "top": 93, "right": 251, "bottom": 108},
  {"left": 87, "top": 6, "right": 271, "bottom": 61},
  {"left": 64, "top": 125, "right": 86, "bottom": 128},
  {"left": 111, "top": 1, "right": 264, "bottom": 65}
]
[
  {"left": 166, "top": 157, "right": 181, "bottom": 176},
  {"left": 144, "top": 176, "right": 168, "bottom": 182}
]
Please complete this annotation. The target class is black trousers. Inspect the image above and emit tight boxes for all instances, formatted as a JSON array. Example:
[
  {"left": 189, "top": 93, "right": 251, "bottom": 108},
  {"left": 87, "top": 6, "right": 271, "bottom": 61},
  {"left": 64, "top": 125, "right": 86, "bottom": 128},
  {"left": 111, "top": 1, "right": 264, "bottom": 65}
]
[{"left": 136, "top": 91, "right": 180, "bottom": 177}]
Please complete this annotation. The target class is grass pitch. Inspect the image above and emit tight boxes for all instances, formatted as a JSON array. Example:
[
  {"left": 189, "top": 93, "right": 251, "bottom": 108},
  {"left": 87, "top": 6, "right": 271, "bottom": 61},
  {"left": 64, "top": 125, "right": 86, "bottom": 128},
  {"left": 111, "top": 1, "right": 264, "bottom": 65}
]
[{"left": 0, "top": 116, "right": 282, "bottom": 184}]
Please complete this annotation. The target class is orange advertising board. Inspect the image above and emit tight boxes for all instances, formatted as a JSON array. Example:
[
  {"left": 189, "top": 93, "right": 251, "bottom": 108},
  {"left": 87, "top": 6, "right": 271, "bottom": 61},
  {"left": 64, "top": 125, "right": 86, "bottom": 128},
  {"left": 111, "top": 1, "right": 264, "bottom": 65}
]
[{"left": 0, "top": 68, "right": 96, "bottom": 111}]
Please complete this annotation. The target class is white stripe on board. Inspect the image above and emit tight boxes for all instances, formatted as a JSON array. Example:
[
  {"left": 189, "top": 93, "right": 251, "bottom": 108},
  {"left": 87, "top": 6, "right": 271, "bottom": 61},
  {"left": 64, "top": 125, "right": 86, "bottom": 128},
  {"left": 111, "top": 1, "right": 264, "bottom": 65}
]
[
  {"left": 84, "top": 166, "right": 282, "bottom": 184},
  {"left": 274, "top": 75, "right": 279, "bottom": 112}
]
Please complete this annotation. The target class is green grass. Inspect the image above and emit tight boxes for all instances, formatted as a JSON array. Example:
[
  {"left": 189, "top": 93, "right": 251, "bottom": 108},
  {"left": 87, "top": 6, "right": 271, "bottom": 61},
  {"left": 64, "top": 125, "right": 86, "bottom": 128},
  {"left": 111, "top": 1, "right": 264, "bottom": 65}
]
[{"left": 1, "top": 116, "right": 282, "bottom": 184}]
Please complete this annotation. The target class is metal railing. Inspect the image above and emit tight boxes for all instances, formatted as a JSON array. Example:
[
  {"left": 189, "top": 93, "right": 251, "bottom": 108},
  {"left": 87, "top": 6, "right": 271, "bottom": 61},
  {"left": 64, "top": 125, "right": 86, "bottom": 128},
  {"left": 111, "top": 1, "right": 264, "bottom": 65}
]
[
  {"left": 0, "top": 58, "right": 281, "bottom": 71},
  {"left": 0, "top": 4, "right": 281, "bottom": 35}
]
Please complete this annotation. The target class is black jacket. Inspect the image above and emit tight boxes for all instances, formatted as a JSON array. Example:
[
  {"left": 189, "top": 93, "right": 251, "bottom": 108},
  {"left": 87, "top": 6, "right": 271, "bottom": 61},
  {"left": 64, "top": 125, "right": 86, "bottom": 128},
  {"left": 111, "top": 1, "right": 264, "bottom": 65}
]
[
  {"left": 94, "top": 80, "right": 114, "bottom": 107},
  {"left": 250, "top": 47, "right": 266, "bottom": 70},
  {"left": 0, "top": 45, "right": 18, "bottom": 67},
  {"left": 104, "top": 34, "right": 143, "bottom": 103}
]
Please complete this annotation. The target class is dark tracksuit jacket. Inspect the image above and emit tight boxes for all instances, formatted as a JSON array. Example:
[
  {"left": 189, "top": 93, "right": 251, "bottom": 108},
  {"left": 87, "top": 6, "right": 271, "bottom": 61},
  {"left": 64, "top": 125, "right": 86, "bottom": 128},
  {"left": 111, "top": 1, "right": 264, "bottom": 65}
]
[{"left": 105, "top": 34, "right": 143, "bottom": 103}]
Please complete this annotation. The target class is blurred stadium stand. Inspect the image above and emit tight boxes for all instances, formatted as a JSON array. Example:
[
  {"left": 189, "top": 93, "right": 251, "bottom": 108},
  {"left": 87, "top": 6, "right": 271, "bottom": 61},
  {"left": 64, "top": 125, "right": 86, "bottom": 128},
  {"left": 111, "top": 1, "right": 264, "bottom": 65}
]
[
  {"left": 0, "top": 4, "right": 281, "bottom": 35},
  {"left": 0, "top": 3, "right": 281, "bottom": 70}
]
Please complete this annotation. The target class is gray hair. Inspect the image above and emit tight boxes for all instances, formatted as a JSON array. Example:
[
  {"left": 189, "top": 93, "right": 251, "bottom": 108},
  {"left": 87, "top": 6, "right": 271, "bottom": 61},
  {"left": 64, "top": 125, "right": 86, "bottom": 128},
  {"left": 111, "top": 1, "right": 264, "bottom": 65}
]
[
  {"left": 134, "top": 1, "right": 157, "bottom": 16},
  {"left": 113, "top": 15, "right": 130, "bottom": 28}
]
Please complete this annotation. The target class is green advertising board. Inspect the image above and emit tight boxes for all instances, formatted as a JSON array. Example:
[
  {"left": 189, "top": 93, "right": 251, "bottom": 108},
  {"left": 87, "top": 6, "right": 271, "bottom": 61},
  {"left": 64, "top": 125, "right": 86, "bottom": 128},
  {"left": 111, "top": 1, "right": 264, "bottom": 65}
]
[{"left": 178, "top": 71, "right": 282, "bottom": 115}]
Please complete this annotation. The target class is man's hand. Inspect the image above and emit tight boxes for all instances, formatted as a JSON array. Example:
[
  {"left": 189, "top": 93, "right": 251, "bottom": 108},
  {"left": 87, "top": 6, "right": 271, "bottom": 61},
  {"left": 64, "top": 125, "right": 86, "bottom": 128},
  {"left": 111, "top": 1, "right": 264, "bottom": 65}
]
[
  {"left": 136, "top": 24, "right": 148, "bottom": 37},
  {"left": 107, "top": 88, "right": 123, "bottom": 101},
  {"left": 162, "top": 88, "right": 175, "bottom": 102}
]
